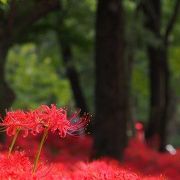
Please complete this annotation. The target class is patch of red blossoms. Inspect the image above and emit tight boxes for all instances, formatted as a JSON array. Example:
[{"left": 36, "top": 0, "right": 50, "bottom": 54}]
[
  {"left": 0, "top": 104, "right": 89, "bottom": 138},
  {"left": 0, "top": 151, "right": 165, "bottom": 180},
  {"left": 0, "top": 107, "right": 179, "bottom": 179},
  {"left": 0, "top": 151, "right": 32, "bottom": 179}
]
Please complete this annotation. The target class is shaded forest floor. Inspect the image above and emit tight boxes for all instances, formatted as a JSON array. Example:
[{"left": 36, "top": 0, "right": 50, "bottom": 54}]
[{"left": 0, "top": 133, "right": 179, "bottom": 179}]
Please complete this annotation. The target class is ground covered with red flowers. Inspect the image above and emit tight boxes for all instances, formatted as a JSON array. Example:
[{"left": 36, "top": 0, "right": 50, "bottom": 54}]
[
  {"left": 0, "top": 106, "right": 179, "bottom": 179},
  {"left": 0, "top": 133, "right": 179, "bottom": 180}
]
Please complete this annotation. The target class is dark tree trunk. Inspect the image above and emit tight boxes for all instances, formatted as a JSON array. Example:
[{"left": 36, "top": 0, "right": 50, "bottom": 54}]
[
  {"left": 142, "top": 0, "right": 170, "bottom": 151},
  {"left": 146, "top": 46, "right": 170, "bottom": 151},
  {"left": 93, "top": 0, "right": 128, "bottom": 160},
  {"left": 59, "top": 40, "right": 88, "bottom": 114},
  {"left": 0, "top": 42, "right": 15, "bottom": 117},
  {"left": 127, "top": 52, "right": 135, "bottom": 136},
  {"left": 0, "top": 41, "right": 15, "bottom": 142},
  {"left": 56, "top": 8, "right": 88, "bottom": 113}
]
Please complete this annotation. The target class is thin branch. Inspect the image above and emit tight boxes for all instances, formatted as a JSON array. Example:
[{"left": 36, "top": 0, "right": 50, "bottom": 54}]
[{"left": 164, "top": 0, "right": 180, "bottom": 45}]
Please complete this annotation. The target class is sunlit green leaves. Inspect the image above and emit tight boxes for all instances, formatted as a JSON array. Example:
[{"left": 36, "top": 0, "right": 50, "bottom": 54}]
[{"left": 6, "top": 43, "right": 72, "bottom": 109}]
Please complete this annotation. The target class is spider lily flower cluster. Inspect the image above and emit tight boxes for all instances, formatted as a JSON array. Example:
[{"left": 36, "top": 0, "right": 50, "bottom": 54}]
[
  {"left": 0, "top": 104, "right": 89, "bottom": 138},
  {"left": 0, "top": 104, "right": 90, "bottom": 172}
]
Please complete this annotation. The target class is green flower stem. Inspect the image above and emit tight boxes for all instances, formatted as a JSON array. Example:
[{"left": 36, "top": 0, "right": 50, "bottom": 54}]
[
  {"left": 8, "top": 128, "right": 20, "bottom": 157},
  {"left": 33, "top": 127, "right": 49, "bottom": 173}
]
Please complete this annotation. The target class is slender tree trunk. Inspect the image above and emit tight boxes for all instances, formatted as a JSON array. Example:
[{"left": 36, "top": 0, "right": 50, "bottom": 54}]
[
  {"left": 127, "top": 52, "right": 135, "bottom": 136},
  {"left": 146, "top": 46, "right": 170, "bottom": 151},
  {"left": 56, "top": 9, "right": 88, "bottom": 113},
  {"left": 142, "top": 0, "right": 171, "bottom": 151},
  {"left": 0, "top": 41, "right": 15, "bottom": 142},
  {"left": 0, "top": 42, "right": 15, "bottom": 117},
  {"left": 93, "top": 0, "right": 128, "bottom": 160},
  {"left": 59, "top": 39, "right": 88, "bottom": 113}
]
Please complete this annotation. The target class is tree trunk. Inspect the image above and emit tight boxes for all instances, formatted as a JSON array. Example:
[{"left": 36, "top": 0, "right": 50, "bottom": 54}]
[
  {"left": 59, "top": 40, "right": 88, "bottom": 114},
  {"left": 0, "top": 42, "right": 15, "bottom": 116},
  {"left": 0, "top": 42, "right": 15, "bottom": 142},
  {"left": 142, "top": 0, "right": 170, "bottom": 151},
  {"left": 146, "top": 47, "right": 170, "bottom": 151},
  {"left": 93, "top": 0, "right": 128, "bottom": 160},
  {"left": 127, "top": 52, "right": 135, "bottom": 136}
]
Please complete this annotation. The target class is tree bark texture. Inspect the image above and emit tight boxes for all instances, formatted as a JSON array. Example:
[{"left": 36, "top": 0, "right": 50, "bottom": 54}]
[{"left": 93, "top": 0, "right": 128, "bottom": 160}]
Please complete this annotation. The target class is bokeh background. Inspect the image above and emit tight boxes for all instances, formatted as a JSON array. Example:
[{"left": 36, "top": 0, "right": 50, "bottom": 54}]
[{"left": 0, "top": 0, "right": 180, "bottom": 158}]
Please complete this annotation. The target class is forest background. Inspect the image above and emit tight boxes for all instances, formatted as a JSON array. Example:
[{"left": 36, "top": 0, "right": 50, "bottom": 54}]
[{"left": 0, "top": 0, "right": 180, "bottom": 159}]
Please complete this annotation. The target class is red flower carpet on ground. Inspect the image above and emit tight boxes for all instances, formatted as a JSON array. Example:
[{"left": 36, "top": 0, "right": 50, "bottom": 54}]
[
  {"left": 0, "top": 105, "right": 179, "bottom": 179},
  {"left": 0, "top": 134, "right": 179, "bottom": 179}
]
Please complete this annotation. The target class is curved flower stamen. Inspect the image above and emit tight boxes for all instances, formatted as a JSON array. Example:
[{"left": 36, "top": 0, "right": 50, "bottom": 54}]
[{"left": 67, "top": 113, "right": 90, "bottom": 136}]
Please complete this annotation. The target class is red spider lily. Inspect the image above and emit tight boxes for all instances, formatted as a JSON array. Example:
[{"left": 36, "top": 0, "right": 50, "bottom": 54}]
[
  {"left": 66, "top": 110, "right": 90, "bottom": 136},
  {"left": 35, "top": 104, "right": 90, "bottom": 137},
  {"left": 0, "top": 110, "right": 34, "bottom": 137},
  {"left": 0, "top": 104, "right": 90, "bottom": 172},
  {"left": 35, "top": 104, "right": 70, "bottom": 138},
  {"left": 0, "top": 104, "right": 90, "bottom": 138},
  {"left": 31, "top": 105, "right": 90, "bottom": 172}
]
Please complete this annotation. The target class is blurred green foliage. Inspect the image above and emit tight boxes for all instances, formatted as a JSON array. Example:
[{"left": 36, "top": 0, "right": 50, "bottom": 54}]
[
  {"left": 6, "top": 42, "right": 72, "bottom": 109},
  {"left": 0, "top": 0, "right": 7, "bottom": 4},
  {"left": 2, "top": 0, "right": 180, "bottom": 144}
]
